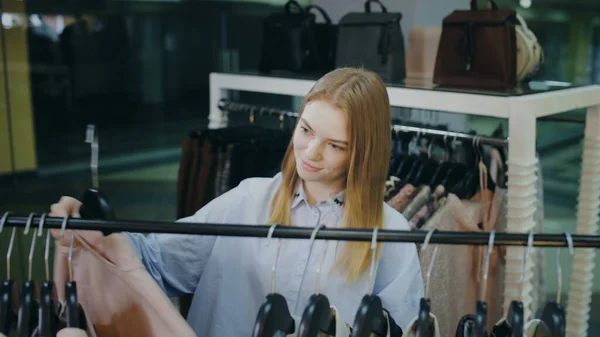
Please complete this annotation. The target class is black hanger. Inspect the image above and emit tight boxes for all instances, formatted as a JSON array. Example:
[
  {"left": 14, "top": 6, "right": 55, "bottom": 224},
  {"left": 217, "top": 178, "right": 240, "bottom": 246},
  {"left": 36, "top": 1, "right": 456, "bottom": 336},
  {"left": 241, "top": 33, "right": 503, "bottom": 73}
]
[
  {"left": 61, "top": 222, "right": 87, "bottom": 331},
  {"left": 0, "top": 279, "right": 17, "bottom": 336},
  {"left": 0, "top": 212, "right": 18, "bottom": 335},
  {"left": 541, "top": 233, "right": 573, "bottom": 337},
  {"left": 506, "top": 301, "right": 524, "bottom": 337},
  {"left": 298, "top": 226, "right": 336, "bottom": 337},
  {"left": 252, "top": 224, "right": 295, "bottom": 337},
  {"left": 416, "top": 229, "right": 438, "bottom": 337},
  {"left": 455, "top": 314, "right": 476, "bottom": 337},
  {"left": 252, "top": 293, "right": 295, "bottom": 336},
  {"left": 351, "top": 294, "right": 387, "bottom": 337},
  {"left": 351, "top": 229, "right": 390, "bottom": 337},
  {"left": 540, "top": 303, "right": 565, "bottom": 337},
  {"left": 503, "top": 232, "right": 534, "bottom": 337},
  {"left": 473, "top": 231, "right": 496, "bottom": 337},
  {"left": 17, "top": 281, "right": 39, "bottom": 337},
  {"left": 38, "top": 221, "right": 60, "bottom": 337},
  {"left": 79, "top": 125, "right": 117, "bottom": 236},
  {"left": 473, "top": 300, "right": 488, "bottom": 337},
  {"left": 416, "top": 298, "right": 432, "bottom": 337},
  {"left": 80, "top": 188, "right": 115, "bottom": 222},
  {"left": 17, "top": 214, "right": 44, "bottom": 337},
  {"left": 298, "top": 294, "right": 335, "bottom": 337},
  {"left": 38, "top": 282, "right": 58, "bottom": 337}
]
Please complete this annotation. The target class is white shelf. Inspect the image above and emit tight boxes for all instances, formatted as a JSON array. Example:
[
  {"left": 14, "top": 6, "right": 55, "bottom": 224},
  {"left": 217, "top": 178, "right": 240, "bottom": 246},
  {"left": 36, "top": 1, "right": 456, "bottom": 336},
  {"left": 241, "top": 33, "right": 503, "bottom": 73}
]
[{"left": 209, "top": 72, "right": 600, "bottom": 124}]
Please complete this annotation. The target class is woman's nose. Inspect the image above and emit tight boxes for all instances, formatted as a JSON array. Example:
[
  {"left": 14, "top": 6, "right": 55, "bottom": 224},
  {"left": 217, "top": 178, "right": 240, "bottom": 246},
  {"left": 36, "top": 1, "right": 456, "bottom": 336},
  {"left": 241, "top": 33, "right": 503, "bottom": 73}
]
[{"left": 305, "top": 139, "right": 322, "bottom": 160}]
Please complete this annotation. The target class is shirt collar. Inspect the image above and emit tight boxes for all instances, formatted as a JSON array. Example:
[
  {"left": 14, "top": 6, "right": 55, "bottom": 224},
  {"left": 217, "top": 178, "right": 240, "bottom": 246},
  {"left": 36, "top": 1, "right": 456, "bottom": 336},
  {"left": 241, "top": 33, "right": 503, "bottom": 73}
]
[{"left": 291, "top": 181, "right": 346, "bottom": 209}]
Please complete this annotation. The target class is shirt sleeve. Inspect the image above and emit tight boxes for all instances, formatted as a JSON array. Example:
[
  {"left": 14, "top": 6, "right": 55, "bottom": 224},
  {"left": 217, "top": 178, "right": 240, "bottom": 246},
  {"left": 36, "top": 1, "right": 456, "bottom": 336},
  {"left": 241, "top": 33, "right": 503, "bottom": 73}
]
[
  {"left": 373, "top": 206, "right": 425, "bottom": 332},
  {"left": 125, "top": 183, "right": 248, "bottom": 298}
]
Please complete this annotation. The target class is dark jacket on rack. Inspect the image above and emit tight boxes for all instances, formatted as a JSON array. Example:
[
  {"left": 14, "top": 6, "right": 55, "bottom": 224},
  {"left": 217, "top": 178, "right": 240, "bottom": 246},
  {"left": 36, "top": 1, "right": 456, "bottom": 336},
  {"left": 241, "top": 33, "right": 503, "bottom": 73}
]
[{"left": 176, "top": 126, "right": 291, "bottom": 219}]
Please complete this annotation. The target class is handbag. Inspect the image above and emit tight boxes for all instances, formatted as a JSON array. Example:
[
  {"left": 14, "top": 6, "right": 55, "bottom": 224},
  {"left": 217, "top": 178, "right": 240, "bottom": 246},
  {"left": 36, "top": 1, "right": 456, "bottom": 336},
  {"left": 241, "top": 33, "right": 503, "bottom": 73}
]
[
  {"left": 433, "top": 0, "right": 518, "bottom": 89},
  {"left": 304, "top": 4, "right": 337, "bottom": 73},
  {"left": 258, "top": 0, "right": 331, "bottom": 74},
  {"left": 335, "top": 0, "right": 405, "bottom": 82}
]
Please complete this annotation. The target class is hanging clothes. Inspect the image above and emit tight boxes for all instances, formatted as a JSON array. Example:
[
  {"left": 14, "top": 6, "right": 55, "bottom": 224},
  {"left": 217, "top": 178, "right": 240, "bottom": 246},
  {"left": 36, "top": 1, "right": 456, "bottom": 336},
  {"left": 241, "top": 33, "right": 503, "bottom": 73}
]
[
  {"left": 416, "top": 191, "right": 506, "bottom": 335},
  {"left": 52, "top": 233, "right": 197, "bottom": 337},
  {"left": 176, "top": 126, "right": 291, "bottom": 218}
]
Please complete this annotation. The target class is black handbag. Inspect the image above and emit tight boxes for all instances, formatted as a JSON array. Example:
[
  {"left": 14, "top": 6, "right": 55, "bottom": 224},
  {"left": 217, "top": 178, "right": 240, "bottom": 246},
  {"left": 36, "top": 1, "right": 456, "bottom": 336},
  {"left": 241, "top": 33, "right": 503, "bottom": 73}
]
[
  {"left": 258, "top": 0, "right": 333, "bottom": 74},
  {"left": 335, "top": 0, "right": 405, "bottom": 82},
  {"left": 304, "top": 4, "right": 337, "bottom": 72}
]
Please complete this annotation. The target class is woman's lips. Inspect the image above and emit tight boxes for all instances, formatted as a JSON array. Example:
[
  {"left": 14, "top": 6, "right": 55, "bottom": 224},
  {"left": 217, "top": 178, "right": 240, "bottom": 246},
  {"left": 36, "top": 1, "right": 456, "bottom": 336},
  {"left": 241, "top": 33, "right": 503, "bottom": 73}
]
[{"left": 302, "top": 160, "right": 321, "bottom": 172}]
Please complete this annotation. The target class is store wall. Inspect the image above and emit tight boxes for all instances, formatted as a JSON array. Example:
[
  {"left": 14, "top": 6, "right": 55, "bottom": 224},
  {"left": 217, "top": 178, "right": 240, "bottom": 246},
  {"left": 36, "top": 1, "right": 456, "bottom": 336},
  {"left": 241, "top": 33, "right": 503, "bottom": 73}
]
[{"left": 0, "top": 0, "right": 38, "bottom": 176}]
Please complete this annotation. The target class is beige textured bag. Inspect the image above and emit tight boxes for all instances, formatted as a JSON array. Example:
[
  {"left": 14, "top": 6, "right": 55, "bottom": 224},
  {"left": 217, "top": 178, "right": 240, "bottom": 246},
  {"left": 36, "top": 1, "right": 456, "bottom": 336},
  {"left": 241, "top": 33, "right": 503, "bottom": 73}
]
[{"left": 515, "top": 13, "right": 544, "bottom": 81}]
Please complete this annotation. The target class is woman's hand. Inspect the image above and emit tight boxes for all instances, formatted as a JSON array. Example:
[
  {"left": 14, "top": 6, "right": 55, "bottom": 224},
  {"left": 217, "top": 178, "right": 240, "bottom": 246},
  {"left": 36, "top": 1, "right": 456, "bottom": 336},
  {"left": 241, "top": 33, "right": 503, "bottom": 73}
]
[{"left": 49, "top": 196, "right": 104, "bottom": 247}]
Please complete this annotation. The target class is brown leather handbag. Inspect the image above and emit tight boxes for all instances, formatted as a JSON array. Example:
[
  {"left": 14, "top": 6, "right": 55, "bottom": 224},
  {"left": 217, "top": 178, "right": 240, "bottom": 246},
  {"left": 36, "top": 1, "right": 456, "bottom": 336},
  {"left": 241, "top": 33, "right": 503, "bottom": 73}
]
[{"left": 433, "top": 0, "right": 517, "bottom": 89}]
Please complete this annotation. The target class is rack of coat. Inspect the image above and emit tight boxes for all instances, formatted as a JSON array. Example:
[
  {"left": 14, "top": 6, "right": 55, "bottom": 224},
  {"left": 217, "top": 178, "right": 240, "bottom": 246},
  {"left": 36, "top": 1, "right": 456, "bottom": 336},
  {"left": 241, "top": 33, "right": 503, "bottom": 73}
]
[
  {"left": 0, "top": 213, "right": 597, "bottom": 337},
  {"left": 176, "top": 123, "right": 292, "bottom": 219},
  {"left": 384, "top": 124, "right": 547, "bottom": 334},
  {"left": 178, "top": 98, "right": 302, "bottom": 219}
]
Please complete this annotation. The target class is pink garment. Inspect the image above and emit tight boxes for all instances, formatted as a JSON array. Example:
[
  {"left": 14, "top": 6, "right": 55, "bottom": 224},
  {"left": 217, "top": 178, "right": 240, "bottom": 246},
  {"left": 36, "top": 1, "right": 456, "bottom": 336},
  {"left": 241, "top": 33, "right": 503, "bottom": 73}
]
[
  {"left": 53, "top": 232, "right": 197, "bottom": 337},
  {"left": 419, "top": 190, "right": 506, "bottom": 335},
  {"left": 408, "top": 185, "right": 445, "bottom": 229},
  {"left": 57, "top": 328, "right": 89, "bottom": 337},
  {"left": 386, "top": 184, "right": 417, "bottom": 213}
]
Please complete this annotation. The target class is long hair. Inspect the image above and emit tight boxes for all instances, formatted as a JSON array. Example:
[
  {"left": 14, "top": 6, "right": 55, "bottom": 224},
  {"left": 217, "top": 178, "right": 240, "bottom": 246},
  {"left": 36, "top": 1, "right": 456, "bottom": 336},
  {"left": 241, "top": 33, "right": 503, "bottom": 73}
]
[{"left": 268, "top": 67, "right": 392, "bottom": 282}]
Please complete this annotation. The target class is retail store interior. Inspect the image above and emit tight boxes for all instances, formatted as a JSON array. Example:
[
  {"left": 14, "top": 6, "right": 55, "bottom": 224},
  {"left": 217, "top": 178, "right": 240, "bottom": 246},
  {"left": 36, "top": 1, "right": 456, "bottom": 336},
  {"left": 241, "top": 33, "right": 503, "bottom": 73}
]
[{"left": 1, "top": 0, "right": 600, "bottom": 335}]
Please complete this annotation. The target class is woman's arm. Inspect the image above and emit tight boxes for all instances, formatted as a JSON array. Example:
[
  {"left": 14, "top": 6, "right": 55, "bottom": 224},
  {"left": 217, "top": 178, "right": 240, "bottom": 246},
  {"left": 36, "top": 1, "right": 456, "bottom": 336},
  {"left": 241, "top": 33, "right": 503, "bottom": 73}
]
[
  {"left": 373, "top": 206, "right": 425, "bottom": 332},
  {"left": 373, "top": 239, "right": 424, "bottom": 332},
  {"left": 125, "top": 183, "right": 248, "bottom": 298}
]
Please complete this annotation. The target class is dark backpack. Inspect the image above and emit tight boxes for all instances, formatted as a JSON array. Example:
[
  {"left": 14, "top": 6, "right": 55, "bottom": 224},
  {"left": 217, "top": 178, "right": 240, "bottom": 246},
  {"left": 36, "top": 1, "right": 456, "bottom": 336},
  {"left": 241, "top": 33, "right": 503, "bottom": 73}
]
[{"left": 335, "top": 0, "right": 406, "bottom": 82}]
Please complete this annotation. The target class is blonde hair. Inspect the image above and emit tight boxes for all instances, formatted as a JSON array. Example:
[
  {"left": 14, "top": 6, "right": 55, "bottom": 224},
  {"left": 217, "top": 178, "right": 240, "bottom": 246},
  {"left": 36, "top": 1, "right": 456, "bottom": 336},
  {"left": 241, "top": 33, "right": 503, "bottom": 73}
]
[{"left": 268, "top": 67, "right": 392, "bottom": 282}]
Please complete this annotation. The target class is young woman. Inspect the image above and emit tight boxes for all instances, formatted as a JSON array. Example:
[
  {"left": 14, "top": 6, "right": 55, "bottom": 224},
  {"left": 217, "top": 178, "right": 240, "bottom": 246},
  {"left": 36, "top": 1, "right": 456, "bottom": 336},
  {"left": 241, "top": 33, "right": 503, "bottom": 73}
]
[{"left": 50, "top": 67, "right": 424, "bottom": 336}]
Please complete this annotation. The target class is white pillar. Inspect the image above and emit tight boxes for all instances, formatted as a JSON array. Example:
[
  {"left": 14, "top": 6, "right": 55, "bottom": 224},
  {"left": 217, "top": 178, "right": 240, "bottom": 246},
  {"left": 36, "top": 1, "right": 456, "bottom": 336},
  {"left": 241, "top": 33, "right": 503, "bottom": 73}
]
[{"left": 565, "top": 105, "right": 600, "bottom": 337}]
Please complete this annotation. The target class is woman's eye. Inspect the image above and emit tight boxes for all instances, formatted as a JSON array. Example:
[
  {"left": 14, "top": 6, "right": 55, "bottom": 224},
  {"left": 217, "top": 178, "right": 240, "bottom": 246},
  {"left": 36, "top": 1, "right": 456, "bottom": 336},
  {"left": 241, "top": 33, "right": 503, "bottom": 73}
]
[
  {"left": 329, "top": 143, "right": 340, "bottom": 150},
  {"left": 300, "top": 126, "right": 309, "bottom": 134}
]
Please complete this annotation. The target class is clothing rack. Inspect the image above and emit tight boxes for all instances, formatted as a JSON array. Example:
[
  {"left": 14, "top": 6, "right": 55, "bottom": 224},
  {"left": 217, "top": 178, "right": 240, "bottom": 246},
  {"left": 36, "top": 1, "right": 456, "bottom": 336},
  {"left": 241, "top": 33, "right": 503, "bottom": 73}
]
[
  {"left": 2, "top": 214, "right": 599, "bottom": 248},
  {"left": 217, "top": 98, "right": 508, "bottom": 147},
  {"left": 218, "top": 98, "right": 299, "bottom": 119}
]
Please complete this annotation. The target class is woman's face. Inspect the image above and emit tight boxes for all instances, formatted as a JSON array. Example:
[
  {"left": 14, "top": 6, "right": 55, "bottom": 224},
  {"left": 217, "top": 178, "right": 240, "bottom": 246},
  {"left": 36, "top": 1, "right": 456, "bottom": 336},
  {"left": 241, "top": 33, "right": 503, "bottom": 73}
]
[{"left": 293, "top": 100, "right": 350, "bottom": 189}]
